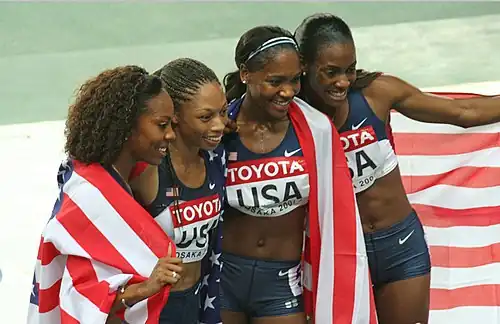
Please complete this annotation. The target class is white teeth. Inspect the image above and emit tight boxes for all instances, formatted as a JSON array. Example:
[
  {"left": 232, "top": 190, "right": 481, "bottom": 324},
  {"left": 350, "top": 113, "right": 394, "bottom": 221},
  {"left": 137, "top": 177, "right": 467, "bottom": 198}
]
[
  {"left": 273, "top": 101, "right": 290, "bottom": 106},
  {"left": 204, "top": 136, "right": 222, "bottom": 142},
  {"left": 329, "top": 90, "right": 347, "bottom": 98},
  {"left": 158, "top": 147, "right": 167, "bottom": 154}
]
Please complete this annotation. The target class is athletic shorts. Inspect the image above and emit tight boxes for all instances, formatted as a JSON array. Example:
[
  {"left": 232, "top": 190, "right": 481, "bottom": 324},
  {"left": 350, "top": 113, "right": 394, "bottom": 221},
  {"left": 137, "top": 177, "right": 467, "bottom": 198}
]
[
  {"left": 158, "top": 277, "right": 202, "bottom": 324},
  {"left": 364, "top": 210, "right": 431, "bottom": 288},
  {"left": 220, "top": 252, "right": 303, "bottom": 317}
]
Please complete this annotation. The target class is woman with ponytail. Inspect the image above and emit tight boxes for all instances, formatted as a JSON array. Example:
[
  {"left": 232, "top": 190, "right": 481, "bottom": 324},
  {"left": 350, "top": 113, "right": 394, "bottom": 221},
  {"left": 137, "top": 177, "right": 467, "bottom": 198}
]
[
  {"left": 295, "top": 12, "right": 500, "bottom": 324},
  {"left": 221, "top": 25, "right": 375, "bottom": 324}
]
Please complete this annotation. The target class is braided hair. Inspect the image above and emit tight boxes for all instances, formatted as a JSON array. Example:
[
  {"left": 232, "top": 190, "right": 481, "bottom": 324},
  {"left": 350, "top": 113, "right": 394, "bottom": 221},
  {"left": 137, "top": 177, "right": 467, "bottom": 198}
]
[
  {"left": 154, "top": 58, "right": 220, "bottom": 112},
  {"left": 154, "top": 58, "right": 221, "bottom": 225}
]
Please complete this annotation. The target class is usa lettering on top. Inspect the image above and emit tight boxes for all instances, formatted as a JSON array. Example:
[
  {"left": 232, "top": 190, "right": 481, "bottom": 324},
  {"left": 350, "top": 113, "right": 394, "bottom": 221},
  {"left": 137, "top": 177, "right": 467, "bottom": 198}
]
[
  {"left": 149, "top": 147, "right": 226, "bottom": 263},
  {"left": 224, "top": 121, "right": 310, "bottom": 218}
]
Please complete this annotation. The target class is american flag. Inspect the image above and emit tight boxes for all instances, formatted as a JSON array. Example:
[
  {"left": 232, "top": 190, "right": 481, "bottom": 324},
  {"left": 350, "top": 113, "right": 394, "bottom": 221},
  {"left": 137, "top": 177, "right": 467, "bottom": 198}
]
[
  {"left": 28, "top": 160, "right": 174, "bottom": 323},
  {"left": 228, "top": 151, "right": 238, "bottom": 161},
  {"left": 165, "top": 187, "right": 179, "bottom": 197},
  {"left": 198, "top": 145, "right": 226, "bottom": 324},
  {"left": 198, "top": 216, "right": 223, "bottom": 324},
  {"left": 28, "top": 158, "right": 224, "bottom": 323},
  {"left": 390, "top": 91, "right": 500, "bottom": 324},
  {"left": 289, "top": 98, "right": 377, "bottom": 323},
  {"left": 228, "top": 97, "right": 377, "bottom": 323}
]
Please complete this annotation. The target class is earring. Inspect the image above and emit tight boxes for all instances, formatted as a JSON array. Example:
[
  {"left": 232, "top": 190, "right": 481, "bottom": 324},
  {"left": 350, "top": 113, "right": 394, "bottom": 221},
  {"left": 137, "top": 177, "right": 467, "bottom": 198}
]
[
  {"left": 242, "top": 80, "right": 247, "bottom": 84},
  {"left": 302, "top": 71, "right": 306, "bottom": 76}
]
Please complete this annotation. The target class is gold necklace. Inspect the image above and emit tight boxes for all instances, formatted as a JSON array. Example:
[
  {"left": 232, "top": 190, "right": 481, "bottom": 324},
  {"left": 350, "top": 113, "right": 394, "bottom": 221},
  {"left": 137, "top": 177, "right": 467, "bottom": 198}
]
[{"left": 257, "top": 126, "right": 266, "bottom": 153}]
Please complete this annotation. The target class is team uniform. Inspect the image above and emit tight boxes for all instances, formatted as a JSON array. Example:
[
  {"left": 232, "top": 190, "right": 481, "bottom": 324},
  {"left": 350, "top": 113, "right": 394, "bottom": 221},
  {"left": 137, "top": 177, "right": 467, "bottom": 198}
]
[
  {"left": 135, "top": 146, "right": 226, "bottom": 324},
  {"left": 339, "top": 89, "right": 431, "bottom": 287},
  {"left": 220, "top": 98, "right": 309, "bottom": 317}
]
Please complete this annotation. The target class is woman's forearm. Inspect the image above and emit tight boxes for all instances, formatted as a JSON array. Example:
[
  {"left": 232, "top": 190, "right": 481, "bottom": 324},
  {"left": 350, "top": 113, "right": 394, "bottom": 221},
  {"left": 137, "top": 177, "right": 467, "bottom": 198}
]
[{"left": 108, "top": 282, "right": 150, "bottom": 317}]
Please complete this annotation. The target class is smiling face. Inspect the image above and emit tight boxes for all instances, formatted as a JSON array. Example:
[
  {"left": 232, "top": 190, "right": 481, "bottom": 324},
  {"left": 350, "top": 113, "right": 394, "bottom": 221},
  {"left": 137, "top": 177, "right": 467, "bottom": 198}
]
[
  {"left": 242, "top": 48, "right": 302, "bottom": 120},
  {"left": 174, "top": 81, "right": 227, "bottom": 151},
  {"left": 305, "top": 42, "right": 357, "bottom": 109},
  {"left": 127, "top": 90, "right": 176, "bottom": 165}
]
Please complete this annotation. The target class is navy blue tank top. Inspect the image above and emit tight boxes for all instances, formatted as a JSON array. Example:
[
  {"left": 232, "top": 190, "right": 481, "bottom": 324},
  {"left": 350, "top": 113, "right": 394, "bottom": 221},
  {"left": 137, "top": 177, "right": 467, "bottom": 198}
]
[
  {"left": 224, "top": 98, "right": 310, "bottom": 217},
  {"left": 147, "top": 146, "right": 226, "bottom": 263},
  {"left": 338, "top": 90, "right": 398, "bottom": 193}
]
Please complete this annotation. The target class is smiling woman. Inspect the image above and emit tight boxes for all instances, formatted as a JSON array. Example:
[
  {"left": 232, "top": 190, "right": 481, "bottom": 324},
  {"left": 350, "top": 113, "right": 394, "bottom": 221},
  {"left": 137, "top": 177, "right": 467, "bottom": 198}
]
[
  {"left": 295, "top": 13, "right": 500, "bottom": 324},
  {"left": 220, "top": 26, "right": 311, "bottom": 324},
  {"left": 218, "top": 25, "right": 375, "bottom": 324},
  {"left": 129, "top": 58, "right": 228, "bottom": 324},
  {"left": 64, "top": 66, "right": 176, "bottom": 170},
  {"left": 28, "top": 66, "right": 188, "bottom": 324}
]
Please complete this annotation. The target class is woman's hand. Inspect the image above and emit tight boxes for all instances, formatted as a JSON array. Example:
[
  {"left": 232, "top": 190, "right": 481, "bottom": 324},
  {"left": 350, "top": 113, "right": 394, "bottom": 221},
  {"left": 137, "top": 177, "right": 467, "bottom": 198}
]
[
  {"left": 108, "top": 243, "right": 183, "bottom": 317},
  {"left": 140, "top": 244, "right": 183, "bottom": 296}
]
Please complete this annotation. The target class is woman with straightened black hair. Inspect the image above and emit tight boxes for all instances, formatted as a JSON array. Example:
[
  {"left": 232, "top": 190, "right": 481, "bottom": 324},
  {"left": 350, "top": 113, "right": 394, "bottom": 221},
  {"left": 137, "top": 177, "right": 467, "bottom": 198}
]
[
  {"left": 221, "top": 25, "right": 374, "bottom": 324},
  {"left": 295, "top": 12, "right": 500, "bottom": 324}
]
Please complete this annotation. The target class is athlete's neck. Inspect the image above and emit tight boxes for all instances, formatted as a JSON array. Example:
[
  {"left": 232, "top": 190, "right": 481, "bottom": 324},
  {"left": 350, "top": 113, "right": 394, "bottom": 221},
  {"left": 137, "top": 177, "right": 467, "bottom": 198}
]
[
  {"left": 302, "top": 85, "right": 348, "bottom": 127},
  {"left": 169, "top": 136, "right": 202, "bottom": 166},
  {"left": 111, "top": 152, "right": 136, "bottom": 185}
]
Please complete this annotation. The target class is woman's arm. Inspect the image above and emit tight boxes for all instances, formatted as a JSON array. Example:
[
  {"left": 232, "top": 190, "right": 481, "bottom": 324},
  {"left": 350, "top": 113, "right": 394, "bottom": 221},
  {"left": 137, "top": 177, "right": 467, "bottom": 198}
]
[
  {"left": 373, "top": 75, "right": 500, "bottom": 128},
  {"left": 106, "top": 282, "right": 152, "bottom": 322},
  {"left": 105, "top": 245, "right": 183, "bottom": 322}
]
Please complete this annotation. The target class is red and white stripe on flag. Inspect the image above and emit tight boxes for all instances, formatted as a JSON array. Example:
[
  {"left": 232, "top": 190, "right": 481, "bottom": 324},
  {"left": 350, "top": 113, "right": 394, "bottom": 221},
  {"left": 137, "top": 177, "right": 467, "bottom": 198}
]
[
  {"left": 290, "top": 98, "right": 378, "bottom": 324},
  {"left": 392, "top": 91, "right": 500, "bottom": 324},
  {"left": 28, "top": 161, "right": 174, "bottom": 324}
]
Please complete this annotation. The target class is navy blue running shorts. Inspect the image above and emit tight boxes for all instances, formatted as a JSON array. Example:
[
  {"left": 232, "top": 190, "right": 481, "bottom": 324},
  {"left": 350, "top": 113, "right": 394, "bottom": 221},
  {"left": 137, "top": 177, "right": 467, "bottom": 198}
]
[
  {"left": 158, "top": 277, "right": 202, "bottom": 324},
  {"left": 364, "top": 210, "right": 431, "bottom": 288},
  {"left": 220, "top": 252, "right": 303, "bottom": 317}
]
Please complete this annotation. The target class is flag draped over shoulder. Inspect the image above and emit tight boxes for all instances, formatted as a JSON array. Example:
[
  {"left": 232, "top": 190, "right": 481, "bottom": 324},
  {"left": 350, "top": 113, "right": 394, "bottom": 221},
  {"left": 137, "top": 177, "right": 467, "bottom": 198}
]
[
  {"left": 391, "top": 91, "right": 500, "bottom": 324},
  {"left": 290, "top": 98, "right": 377, "bottom": 324},
  {"left": 228, "top": 97, "right": 377, "bottom": 323},
  {"left": 27, "top": 159, "right": 175, "bottom": 324}
]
